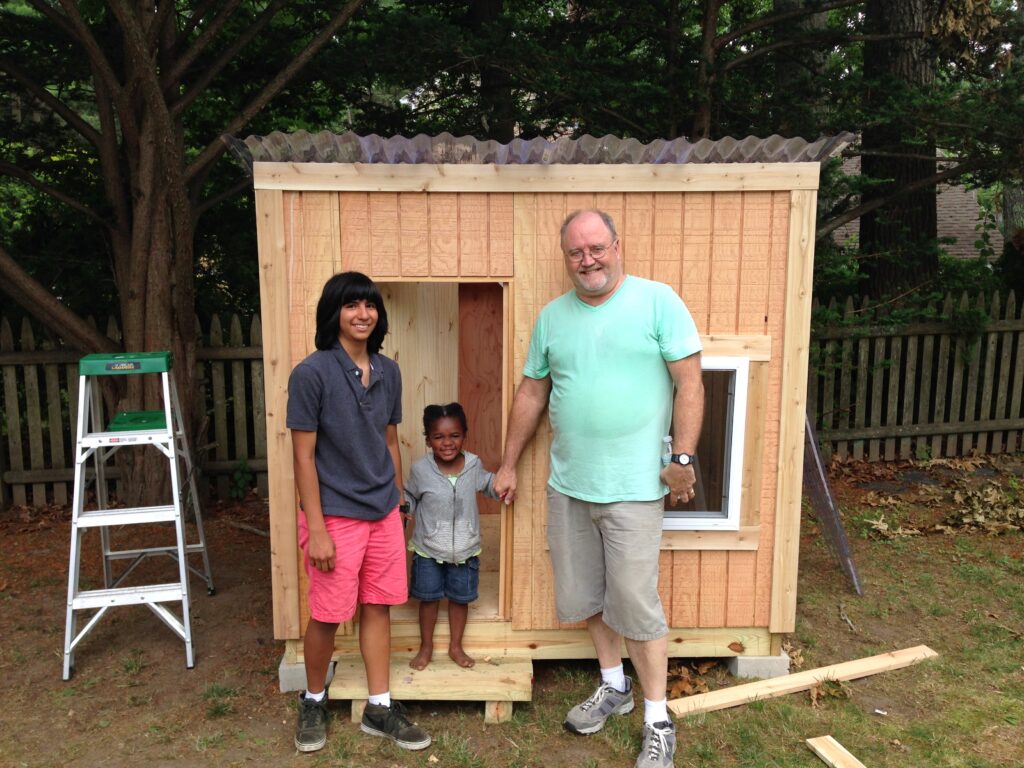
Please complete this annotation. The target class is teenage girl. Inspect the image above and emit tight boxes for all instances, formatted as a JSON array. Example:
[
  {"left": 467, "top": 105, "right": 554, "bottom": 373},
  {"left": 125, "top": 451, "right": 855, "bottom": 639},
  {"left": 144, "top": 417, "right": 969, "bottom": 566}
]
[
  {"left": 286, "top": 271, "right": 430, "bottom": 753},
  {"left": 404, "top": 403, "right": 500, "bottom": 669}
]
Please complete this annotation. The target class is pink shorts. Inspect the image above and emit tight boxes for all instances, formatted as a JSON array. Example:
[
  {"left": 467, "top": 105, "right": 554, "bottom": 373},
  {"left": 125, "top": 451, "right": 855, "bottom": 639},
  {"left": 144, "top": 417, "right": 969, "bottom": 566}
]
[{"left": 298, "top": 508, "right": 408, "bottom": 624}]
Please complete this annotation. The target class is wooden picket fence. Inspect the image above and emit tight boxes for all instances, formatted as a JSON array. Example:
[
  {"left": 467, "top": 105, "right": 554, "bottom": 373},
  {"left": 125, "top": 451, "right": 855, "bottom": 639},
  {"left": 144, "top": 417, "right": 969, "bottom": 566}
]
[
  {"left": 4, "top": 290, "right": 1024, "bottom": 508},
  {"left": 0, "top": 314, "right": 267, "bottom": 508},
  {"left": 809, "top": 290, "right": 1024, "bottom": 462}
]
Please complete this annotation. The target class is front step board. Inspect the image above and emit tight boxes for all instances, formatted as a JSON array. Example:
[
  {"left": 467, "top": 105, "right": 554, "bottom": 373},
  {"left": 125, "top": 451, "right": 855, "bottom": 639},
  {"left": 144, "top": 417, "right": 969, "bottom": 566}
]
[
  {"left": 72, "top": 582, "right": 185, "bottom": 610},
  {"left": 76, "top": 505, "right": 178, "bottom": 527},
  {"left": 328, "top": 654, "right": 533, "bottom": 704}
]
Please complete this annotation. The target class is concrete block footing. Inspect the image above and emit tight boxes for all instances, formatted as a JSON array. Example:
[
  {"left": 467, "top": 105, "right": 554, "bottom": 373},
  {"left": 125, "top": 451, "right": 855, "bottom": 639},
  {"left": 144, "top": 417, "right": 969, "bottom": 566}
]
[
  {"left": 726, "top": 651, "right": 791, "bottom": 680},
  {"left": 279, "top": 656, "right": 335, "bottom": 693}
]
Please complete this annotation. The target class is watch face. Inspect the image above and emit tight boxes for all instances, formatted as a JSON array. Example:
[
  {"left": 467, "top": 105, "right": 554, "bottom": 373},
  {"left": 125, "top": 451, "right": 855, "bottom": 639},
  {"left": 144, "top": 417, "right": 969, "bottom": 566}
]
[{"left": 675, "top": 453, "right": 692, "bottom": 466}]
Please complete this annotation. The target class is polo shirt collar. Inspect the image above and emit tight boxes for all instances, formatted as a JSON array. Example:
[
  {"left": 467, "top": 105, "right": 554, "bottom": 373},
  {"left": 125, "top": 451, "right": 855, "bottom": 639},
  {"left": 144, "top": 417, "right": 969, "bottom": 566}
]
[{"left": 331, "top": 342, "right": 380, "bottom": 390}]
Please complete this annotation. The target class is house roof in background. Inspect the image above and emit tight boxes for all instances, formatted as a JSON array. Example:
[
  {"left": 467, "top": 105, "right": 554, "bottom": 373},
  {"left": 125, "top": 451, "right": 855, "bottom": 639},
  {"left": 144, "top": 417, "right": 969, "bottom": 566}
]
[{"left": 223, "top": 131, "right": 854, "bottom": 174}]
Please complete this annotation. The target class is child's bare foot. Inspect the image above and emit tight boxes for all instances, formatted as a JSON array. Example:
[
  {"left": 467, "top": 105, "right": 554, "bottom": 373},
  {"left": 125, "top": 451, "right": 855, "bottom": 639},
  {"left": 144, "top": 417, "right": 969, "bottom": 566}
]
[
  {"left": 410, "top": 644, "right": 433, "bottom": 670},
  {"left": 448, "top": 645, "right": 475, "bottom": 668}
]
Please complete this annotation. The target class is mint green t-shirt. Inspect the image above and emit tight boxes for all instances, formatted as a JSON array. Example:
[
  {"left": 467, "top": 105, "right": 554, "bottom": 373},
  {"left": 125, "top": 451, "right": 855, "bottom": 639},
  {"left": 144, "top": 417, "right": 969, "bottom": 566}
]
[{"left": 523, "top": 276, "right": 702, "bottom": 502}]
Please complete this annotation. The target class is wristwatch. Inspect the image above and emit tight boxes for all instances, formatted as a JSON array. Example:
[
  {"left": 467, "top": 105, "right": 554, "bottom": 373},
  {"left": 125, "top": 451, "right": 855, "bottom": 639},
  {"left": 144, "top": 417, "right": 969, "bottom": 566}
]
[
  {"left": 670, "top": 453, "right": 695, "bottom": 467},
  {"left": 399, "top": 502, "right": 411, "bottom": 514}
]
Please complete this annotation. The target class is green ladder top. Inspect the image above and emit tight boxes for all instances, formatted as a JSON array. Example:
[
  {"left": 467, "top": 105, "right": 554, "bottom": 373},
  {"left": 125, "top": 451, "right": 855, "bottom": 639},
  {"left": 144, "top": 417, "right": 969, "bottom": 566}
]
[{"left": 79, "top": 351, "right": 172, "bottom": 376}]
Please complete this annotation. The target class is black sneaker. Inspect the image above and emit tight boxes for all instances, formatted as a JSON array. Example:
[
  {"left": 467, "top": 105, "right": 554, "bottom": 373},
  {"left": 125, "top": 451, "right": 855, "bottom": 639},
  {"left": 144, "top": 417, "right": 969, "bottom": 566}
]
[
  {"left": 360, "top": 701, "right": 432, "bottom": 750},
  {"left": 294, "top": 693, "right": 328, "bottom": 752}
]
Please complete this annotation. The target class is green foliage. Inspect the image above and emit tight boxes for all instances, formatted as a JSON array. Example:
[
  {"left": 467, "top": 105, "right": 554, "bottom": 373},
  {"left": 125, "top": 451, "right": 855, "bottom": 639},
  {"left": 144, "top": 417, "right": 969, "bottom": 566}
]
[{"left": 229, "top": 458, "right": 254, "bottom": 501}]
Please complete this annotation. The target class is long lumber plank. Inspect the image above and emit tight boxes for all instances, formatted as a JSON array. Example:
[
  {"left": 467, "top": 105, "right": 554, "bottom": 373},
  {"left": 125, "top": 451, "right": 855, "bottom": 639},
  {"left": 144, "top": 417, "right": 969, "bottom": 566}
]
[
  {"left": 668, "top": 645, "right": 938, "bottom": 717},
  {"left": 806, "top": 736, "right": 867, "bottom": 768}
]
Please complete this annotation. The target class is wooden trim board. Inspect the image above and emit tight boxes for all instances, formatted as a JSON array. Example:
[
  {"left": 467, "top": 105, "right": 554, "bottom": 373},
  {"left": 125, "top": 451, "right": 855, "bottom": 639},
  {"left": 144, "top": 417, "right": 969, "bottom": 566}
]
[
  {"left": 668, "top": 645, "right": 938, "bottom": 717},
  {"left": 806, "top": 736, "right": 867, "bottom": 768},
  {"left": 769, "top": 188, "right": 818, "bottom": 633},
  {"left": 253, "top": 162, "right": 821, "bottom": 193},
  {"left": 661, "top": 526, "right": 760, "bottom": 551}
]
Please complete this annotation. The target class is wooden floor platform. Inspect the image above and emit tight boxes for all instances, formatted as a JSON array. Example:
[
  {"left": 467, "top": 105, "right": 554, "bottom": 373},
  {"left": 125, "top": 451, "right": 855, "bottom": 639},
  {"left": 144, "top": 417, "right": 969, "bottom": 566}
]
[{"left": 328, "top": 653, "right": 533, "bottom": 723}]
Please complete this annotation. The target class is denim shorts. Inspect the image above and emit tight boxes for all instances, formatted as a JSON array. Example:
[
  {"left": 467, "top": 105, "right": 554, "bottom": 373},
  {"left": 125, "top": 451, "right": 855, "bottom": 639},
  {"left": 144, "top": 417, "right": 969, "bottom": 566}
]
[{"left": 410, "top": 553, "right": 480, "bottom": 604}]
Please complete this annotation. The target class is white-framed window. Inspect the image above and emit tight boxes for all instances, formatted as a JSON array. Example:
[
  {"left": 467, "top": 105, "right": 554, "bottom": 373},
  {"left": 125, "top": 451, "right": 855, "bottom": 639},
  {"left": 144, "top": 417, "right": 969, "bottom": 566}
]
[{"left": 663, "top": 355, "right": 749, "bottom": 531}]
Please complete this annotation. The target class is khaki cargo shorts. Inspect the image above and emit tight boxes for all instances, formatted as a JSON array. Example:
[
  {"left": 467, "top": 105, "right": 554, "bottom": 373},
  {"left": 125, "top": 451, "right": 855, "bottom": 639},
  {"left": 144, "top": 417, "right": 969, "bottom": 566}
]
[{"left": 545, "top": 485, "right": 668, "bottom": 641}]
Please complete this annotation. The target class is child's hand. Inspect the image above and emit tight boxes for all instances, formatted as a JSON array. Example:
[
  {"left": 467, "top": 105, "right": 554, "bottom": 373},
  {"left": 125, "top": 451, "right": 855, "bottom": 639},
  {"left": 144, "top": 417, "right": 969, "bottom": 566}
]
[{"left": 307, "top": 529, "right": 336, "bottom": 572}]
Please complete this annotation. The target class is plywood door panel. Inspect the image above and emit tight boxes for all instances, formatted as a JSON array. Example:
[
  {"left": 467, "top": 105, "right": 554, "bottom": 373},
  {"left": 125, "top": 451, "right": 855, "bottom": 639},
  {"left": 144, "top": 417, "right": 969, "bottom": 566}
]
[
  {"left": 459, "top": 283, "right": 504, "bottom": 520},
  {"left": 653, "top": 194, "right": 684, "bottom": 292},
  {"left": 379, "top": 283, "right": 460, "bottom": 467},
  {"left": 708, "top": 192, "right": 742, "bottom": 333},
  {"left": 737, "top": 192, "right": 774, "bottom": 335},
  {"left": 670, "top": 551, "right": 700, "bottom": 627}
]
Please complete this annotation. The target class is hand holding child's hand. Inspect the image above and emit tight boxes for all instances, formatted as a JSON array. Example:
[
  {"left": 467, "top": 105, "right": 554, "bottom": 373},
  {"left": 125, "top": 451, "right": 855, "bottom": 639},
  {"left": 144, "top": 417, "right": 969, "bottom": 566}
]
[{"left": 494, "top": 466, "right": 518, "bottom": 505}]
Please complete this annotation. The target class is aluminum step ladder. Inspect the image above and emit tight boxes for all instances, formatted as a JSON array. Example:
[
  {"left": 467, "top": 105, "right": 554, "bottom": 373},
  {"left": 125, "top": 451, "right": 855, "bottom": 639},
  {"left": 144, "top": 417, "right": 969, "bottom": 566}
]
[{"left": 62, "top": 351, "right": 214, "bottom": 680}]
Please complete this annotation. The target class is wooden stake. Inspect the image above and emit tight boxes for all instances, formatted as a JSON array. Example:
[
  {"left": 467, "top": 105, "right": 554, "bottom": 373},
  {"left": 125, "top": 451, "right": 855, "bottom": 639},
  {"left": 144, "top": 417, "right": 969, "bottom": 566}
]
[
  {"left": 806, "top": 735, "right": 867, "bottom": 768},
  {"left": 668, "top": 644, "right": 938, "bottom": 717}
]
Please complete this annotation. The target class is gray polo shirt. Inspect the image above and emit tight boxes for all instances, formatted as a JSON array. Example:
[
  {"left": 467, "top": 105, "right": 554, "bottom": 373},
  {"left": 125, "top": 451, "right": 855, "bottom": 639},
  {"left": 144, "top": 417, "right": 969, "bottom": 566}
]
[{"left": 286, "top": 344, "right": 402, "bottom": 520}]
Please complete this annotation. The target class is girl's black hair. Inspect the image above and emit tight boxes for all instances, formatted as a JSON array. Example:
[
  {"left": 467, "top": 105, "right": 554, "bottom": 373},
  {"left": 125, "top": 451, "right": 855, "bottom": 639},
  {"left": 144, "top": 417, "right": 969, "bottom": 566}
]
[
  {"left": 314, "top": 271, "right": 389, "bottom": 353},
  {"left": 423, "top": 402, "right": 468, "bottom": 435}
]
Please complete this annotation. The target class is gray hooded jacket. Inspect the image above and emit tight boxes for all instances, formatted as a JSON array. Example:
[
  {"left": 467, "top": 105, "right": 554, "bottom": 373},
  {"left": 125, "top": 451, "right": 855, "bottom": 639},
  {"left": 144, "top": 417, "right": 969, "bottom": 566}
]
[{"left": 406, "top": 451, "right": 498, "bottom": 563}]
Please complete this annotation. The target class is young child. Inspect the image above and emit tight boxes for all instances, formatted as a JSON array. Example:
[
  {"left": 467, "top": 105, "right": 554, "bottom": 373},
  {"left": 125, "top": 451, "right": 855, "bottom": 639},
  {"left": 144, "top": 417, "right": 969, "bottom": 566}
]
[
  {"left": 404, "top": 402, "right": 500, "bottom": 669},
  {"left": 286, "top": 271, "right": 430, "bottom": 753}
]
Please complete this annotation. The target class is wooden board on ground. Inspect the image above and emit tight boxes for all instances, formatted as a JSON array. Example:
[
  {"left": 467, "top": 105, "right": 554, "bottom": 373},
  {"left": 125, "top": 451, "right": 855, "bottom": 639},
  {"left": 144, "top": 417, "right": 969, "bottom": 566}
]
[
  {"left": 668, "top": 644, "right": 938, "bottom": 717},
  {"left": 328, "top": 655, "right": 533, "bottom": 702},
  {"left": 806, "top": 735, "right": 867, "bottom": 768}
]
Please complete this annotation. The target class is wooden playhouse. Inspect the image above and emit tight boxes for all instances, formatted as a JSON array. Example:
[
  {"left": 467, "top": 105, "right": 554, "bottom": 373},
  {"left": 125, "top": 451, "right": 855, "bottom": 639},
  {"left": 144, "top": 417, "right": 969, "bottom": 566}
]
[{"left": 231, "top": 131, "right": 851, "bottom": 720}]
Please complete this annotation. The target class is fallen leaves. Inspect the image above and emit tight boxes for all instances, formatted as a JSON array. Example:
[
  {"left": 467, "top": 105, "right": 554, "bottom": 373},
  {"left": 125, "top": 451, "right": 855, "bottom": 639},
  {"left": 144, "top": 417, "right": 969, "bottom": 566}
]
[
  {"left": 807, "top": 679, "right": 850, "bottom": 708},
  {"left": 944, "top": 480, "right": 1024, "bottom": 533},
  {"left": 666, "top": 660, "right": 718, "bottom": 699}
]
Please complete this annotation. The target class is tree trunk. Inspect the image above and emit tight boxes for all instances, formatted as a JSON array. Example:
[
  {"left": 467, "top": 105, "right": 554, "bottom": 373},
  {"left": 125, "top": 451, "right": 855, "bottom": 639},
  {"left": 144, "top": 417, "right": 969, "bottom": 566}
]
[
  {"left": 692, "top": 0, "right": 721, "bottom": 140},
  {"left": 773, "top": 0, "right": 829, "bottom": 136},
  {"left": 471, "top": 0, "right": 516, "bottom": 142},
  {"left": 860, "top": 0, "right": 939, "bottom": 296}
]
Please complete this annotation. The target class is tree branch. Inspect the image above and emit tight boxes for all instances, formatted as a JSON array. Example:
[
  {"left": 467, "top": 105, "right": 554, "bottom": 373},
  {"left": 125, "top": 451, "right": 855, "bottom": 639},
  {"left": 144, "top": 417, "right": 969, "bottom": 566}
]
[
  {"left": 185, "top": 0, "right": 367, "bottom": 184},
  {"left": 194, "top": 177, "right": 251, "bottom": 218},
  {"left": 162, "top": 0, "right": 245, "bottom": 89},
  {"left": 722, "top": 31, "right": 924, "bottom": 72},
  {"left": 48, "top": 0, "right": 125, "bottom": 99},
  {"left": 0, "top": 244, "right": 119, "bottom": 353},
  {"left": 714, "top": 0, "right": 863, "bottom": 51},
  {"left": 817, "top": 159, "right": 984, "bottom": 240},
  {"left": 0, "top": 162, "right": 111, "bottom": 230},
  {"left": 0, "top": 58, "right": 103, "bottom": 149},
  {"left": 171, "top": 0, "right": 291, "bottom": 117}
]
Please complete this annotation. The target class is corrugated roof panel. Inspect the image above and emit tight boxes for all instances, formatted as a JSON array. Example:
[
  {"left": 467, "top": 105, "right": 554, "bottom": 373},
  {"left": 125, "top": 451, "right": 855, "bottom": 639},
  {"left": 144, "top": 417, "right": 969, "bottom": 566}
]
[{"left": 222, "top": 130, "right": 854, "bottom": 174}]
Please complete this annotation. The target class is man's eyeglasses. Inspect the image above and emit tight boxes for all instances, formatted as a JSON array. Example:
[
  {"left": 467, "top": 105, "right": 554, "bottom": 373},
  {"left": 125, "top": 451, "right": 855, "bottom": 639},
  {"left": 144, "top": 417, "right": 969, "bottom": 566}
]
[{"left": 565, "top": 239, "right": 617, "bottom": 263}]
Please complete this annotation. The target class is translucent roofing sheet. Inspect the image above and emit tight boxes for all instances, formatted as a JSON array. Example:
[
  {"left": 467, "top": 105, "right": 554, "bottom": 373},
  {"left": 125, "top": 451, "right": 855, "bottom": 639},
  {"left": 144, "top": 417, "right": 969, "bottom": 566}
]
[{"left": 224, "top": 130, "right": 853, "bottom": 174}]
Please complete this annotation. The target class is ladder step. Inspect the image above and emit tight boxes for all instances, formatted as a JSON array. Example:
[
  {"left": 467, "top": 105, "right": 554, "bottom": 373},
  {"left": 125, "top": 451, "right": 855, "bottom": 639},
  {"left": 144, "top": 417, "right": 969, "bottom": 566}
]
[
  {"left": 76, "top": 505, "right": 179, "bottom": 528},
  {"left": 72, "top": 583, "right": 185, "bottom": 609},
  {"left": 105, "top": 543, "right": 207, "bottom": 560},
  {"left": 80, "top": 430, "right": 171, "bottom": 447}
]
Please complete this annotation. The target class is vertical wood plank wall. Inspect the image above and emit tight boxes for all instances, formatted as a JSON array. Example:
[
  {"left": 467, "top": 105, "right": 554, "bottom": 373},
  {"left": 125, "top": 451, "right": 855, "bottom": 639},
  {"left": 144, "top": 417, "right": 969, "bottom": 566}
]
[{"left": 262, "top": 175, "right": 803, "bottom": 641}]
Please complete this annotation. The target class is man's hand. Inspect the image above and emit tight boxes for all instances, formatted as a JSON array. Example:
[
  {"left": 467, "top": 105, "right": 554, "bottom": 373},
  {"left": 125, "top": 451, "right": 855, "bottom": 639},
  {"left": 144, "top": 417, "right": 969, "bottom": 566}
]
[
  {"left": 661, "top": 462, "right": 697, "bottom": 505},
  {"left": 494, "top": 465, "right": 518, "bottom": 505},
  {"left": 307, "top": 529, "right": 336, "bottom": 572}
]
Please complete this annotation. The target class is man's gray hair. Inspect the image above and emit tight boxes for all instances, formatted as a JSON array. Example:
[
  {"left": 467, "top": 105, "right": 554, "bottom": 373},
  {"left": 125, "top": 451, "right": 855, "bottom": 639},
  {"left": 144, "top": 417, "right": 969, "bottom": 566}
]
[{"left": 560, "top": 209, "right": 619, "bottom": 248}]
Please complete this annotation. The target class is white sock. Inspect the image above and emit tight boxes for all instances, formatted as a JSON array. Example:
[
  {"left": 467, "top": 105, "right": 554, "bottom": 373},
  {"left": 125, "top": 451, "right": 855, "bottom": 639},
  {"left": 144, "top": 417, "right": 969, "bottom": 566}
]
[
  {"left": 368, "top": 691, "right": 391, "bottom": 707},
  {"left": 600, "top": 664, "right": 627, "bottom": 693},
  {"left": 644, "top": 698, "right": 669, "bottom": 725},
  {"left": 304, "top": 688, "right": 326, "bottom": 703}
]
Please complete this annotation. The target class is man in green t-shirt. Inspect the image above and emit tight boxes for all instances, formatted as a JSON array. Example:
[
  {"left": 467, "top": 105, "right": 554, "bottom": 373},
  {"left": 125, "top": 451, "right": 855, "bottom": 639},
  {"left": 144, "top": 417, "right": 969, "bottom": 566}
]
[{"left": 495, "top": 209, "right": 704, "bottom": 768}]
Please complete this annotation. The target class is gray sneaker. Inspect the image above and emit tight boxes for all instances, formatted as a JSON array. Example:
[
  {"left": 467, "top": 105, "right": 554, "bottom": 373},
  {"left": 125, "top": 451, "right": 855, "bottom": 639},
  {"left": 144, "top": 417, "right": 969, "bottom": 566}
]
[
  {"left": 294, "top": 694, "right": 328, "bottom": 752},
  {"left": 564, "top": 678, "right": 635, "bottom": 735},
  {"left": 360, "top": 701, "right": 432, "bottom": 750},
  {"left": 635, "top": 720, "right": 676, "bottom": 768}
]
